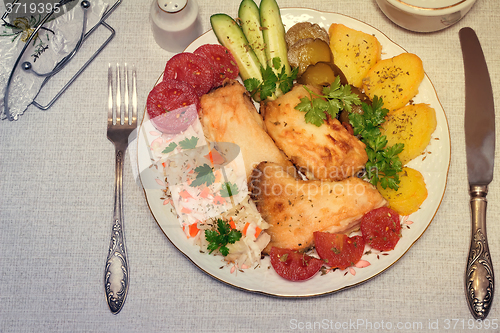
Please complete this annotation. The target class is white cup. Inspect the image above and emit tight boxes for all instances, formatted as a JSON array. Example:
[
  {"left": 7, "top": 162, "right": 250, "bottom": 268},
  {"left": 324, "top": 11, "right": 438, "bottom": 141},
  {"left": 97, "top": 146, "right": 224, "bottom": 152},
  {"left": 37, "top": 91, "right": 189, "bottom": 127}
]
[{"left": 376, "top": 0, "right": 477, "bottom": 32}]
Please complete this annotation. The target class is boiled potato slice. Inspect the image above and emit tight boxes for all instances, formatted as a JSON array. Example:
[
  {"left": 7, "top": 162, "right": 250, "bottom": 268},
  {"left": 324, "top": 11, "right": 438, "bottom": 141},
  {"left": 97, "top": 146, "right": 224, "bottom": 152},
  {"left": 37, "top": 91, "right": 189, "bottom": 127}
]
[
  {"left": 380, "top": 103, "right": 437, "bottom": 165},
  {"left": 362, "top": 53, "right": 425, "bottom": 111},
  {"left": 287, "top": 38, "right": 333, "bottom": 76},
  {"left": 377, "top": 167, "right": 428, "bottom": 216},
  {"left": 328, "top": 23, "right": 381, "bottom": 88}
]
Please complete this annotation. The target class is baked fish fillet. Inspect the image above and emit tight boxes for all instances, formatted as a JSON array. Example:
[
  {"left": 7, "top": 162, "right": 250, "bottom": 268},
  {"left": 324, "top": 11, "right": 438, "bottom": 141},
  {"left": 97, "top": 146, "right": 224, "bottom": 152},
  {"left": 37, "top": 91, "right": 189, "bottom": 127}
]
[
  {"left": 261, "top": 84, "right": 368, "bottom": 181},
  {"left": 199, "top": 80, "right": 294, "bottom": 180},
  {"left": 249, "top": 162, "right": 386, "bottom": 253}
]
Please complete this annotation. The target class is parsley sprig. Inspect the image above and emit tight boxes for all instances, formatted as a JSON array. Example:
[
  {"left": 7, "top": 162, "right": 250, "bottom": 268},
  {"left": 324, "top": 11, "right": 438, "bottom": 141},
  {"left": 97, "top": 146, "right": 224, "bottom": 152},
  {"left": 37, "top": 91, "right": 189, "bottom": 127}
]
[
  {"left": 294, "top": 77, "right": 362, "bottom": 127},
  {"left": 178, "top": 136, "right": 198, "bottom": 149},
  {"left": 205, "top": 219, "right": 242, "bottom": 256},
  {"left": 220, "top": 182, "right": 239, "bottom": 198},
  {"left": 244, "top": 57, "right": 298, "bottom": 101},
  {"left": 162, "top": 142, "right": 177, "bottom": 154},
  {"left": 349, "top": 96, "right": 404, "bottom": 190},
  {"left": 161, "top": 136, "right": 199, "bottom": 154},
  {"left": 291, "top": 75, "right": 404, "bottom": 190},
  {"left": 190, "top": 163, "right": 215, "bottom": 187}
]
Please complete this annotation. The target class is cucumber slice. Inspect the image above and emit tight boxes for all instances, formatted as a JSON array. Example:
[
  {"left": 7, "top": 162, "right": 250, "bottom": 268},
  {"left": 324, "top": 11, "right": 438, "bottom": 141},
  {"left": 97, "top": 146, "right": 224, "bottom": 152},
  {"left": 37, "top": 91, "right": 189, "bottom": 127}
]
[
  {"left": 238, "top": 0, "right": 267, "bottom": 68},
  {"left": 210, "top": 13, "right": 263, "bottom": 83},
  {"left": 259, "top": 0, "right": 290, "bottom": 76}
]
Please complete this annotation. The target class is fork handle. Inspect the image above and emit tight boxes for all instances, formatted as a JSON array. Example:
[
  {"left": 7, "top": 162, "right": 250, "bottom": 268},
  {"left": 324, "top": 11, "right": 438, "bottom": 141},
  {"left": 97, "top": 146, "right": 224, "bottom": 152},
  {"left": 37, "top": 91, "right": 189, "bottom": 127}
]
[{"left": 104, "top": 146, "right": 130, "bottom": 314}]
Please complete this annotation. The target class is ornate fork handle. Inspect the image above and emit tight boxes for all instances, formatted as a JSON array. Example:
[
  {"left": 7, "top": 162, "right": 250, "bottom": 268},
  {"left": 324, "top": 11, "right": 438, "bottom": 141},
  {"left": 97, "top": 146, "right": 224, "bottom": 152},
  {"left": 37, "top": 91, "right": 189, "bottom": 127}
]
[
  {"left": 104, "top": 145, "right": 129, "bottom": 314},
  {"left": 465, "top": 185, "right": 494, "bottom": 320}
]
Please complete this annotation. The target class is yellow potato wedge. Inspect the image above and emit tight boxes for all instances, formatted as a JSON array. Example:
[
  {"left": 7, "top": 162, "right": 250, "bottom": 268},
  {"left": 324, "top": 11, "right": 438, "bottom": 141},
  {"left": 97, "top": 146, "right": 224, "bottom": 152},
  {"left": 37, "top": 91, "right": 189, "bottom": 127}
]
[
  {"left": 328, "top": 23, "right": 381, "bottom": 88},
  {"left": 377, "top": 167, "right": 428, "bottom": 216},
  {"left": 362, "top": 53, "right": 425, "bottom": 111},
  {"left": 380, "top": 103, "right": 437, "bottom": 165}
]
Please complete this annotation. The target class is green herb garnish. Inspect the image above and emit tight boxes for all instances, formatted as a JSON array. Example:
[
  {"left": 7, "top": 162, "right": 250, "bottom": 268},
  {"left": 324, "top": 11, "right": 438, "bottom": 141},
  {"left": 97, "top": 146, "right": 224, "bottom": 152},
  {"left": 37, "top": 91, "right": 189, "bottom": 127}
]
[
  {"left": 162, "top": 136, "right": 198, "bottom": 154},
  {"left": 294, "top": 77, "right": 361, "bottom": 127},
  {"left": 190, "top": 163, "right": 215, "bottom": 187},
  {"left": 220, "top": 182, "right": 239, "bottom": 198},
  {"left": 162, "top": 142, "right": 178, "bottom": 154},
  {"left": 244, "top": 57, "right": 298, "bottom": 101},
  {"left": 205, "top": 219, "right": 242, "bottom": 256},
  {"left": 178, "top": 136, "right": 199, "bottom": 149},
  {"left": 349, "top": 96, "right": 404, "bottom": 190},
  {"left": 279, "top": 253, "right": 289, "bottom": 262}
]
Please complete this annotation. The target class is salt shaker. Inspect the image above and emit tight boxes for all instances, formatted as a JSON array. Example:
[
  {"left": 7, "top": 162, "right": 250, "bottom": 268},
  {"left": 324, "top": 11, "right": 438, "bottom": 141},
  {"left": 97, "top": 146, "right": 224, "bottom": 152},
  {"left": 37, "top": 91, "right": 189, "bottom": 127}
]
[{"left": 150, "top": 0, "right": 203, "bottom": 53}]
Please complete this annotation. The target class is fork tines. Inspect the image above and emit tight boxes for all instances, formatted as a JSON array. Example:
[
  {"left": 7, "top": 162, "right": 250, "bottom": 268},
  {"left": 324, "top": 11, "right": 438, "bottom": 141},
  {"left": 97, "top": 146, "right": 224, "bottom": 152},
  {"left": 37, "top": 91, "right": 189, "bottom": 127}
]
[{"left": 108, "top": 63, "right": 137, "bottom": 126}]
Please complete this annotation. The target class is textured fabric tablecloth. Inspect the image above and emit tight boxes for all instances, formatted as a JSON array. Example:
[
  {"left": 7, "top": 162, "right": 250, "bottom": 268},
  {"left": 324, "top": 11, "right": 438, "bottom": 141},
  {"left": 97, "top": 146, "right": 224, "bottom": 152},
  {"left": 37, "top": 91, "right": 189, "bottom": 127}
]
[{"left": 1, "top": 0, "right": 500, "bottom": 332}]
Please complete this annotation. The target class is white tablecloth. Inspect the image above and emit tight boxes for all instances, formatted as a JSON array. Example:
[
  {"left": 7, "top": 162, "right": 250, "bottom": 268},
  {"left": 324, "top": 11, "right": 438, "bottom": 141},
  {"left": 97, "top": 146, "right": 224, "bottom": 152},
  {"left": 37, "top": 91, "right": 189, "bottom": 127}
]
[{"left": 1, "top": 0, "right": 500, "bottom": 332}]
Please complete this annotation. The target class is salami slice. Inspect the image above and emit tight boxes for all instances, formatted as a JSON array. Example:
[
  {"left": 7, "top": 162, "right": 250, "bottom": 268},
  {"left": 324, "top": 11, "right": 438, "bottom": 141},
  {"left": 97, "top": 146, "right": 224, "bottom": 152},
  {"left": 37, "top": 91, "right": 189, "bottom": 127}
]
[
  {"left": 194, "top": 44, "right": 239, "bottom": 87},
  {"left": 163, "top": 52, "right": 214, "bottom": 97},
  {"left": 146, "top": 79, "right": 200, "bottom": 133}
]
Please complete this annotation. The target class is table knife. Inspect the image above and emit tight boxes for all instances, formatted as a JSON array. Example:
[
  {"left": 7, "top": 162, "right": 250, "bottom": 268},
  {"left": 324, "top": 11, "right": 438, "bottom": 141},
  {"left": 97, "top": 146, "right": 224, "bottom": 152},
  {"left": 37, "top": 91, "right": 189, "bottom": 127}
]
[{"left": 460, "top": 27, "right": 495, "bottom": 320}]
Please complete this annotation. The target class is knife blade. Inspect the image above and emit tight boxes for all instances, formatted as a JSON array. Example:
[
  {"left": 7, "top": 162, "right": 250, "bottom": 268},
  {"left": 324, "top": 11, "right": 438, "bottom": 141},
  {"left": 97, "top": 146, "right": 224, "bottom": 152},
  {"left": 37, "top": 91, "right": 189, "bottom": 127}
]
[{"left": 460, "top": 27, "right": 495, "bottom": 320}]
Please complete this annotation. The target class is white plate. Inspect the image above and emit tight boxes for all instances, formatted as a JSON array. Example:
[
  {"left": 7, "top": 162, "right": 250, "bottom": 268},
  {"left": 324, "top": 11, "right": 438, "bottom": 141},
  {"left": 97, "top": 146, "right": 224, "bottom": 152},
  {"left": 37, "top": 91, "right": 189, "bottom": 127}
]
[{"left": 137, "top": 8, "right": 451, "bottom": 297}]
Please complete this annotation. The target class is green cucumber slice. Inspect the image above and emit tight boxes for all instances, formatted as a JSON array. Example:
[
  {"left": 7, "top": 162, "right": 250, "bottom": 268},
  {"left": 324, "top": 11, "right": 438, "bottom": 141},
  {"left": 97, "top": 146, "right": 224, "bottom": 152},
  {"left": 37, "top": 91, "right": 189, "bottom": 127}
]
[
  {"left": 238, "top": 0, "right": 268, "bottom": 68},
  {"left": 259, "top": 0, "right": 290, "bottom": 76},
  {"left": 210, "top": 13, "right": 263, "bottom": 83}
]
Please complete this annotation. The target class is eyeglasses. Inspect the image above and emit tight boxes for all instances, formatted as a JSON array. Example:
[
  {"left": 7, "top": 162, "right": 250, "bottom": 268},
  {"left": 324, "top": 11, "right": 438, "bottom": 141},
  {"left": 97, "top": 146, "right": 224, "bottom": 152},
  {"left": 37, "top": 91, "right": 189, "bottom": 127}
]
[{"left": 2, "top": 0, "right": 122, "bottom": 120}]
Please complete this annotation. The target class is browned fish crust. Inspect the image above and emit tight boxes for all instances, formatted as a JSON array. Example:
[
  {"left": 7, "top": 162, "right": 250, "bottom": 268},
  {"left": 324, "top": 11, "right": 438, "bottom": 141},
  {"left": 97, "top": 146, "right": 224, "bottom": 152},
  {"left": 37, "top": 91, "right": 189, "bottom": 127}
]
[
  {"left": 249, "top": 162, "right": 386, "bottom": 254},
  {"left": 261, "top": 84, "right": 368, "bottom": 181}
]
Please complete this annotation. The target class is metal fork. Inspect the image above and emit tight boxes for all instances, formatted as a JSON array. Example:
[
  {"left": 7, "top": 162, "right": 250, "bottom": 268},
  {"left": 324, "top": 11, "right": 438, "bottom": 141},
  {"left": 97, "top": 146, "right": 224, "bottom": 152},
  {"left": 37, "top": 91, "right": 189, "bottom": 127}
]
[{"left": 104, "top": 63, "right": 137, "bottom": 314}]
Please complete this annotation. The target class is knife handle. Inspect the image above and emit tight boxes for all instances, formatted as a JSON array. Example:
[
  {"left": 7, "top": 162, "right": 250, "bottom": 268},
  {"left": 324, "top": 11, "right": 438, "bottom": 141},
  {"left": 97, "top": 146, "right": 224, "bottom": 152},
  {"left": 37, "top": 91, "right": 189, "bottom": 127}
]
[{"left": 466, "top": 185, "right": 494, "bottom": 320}]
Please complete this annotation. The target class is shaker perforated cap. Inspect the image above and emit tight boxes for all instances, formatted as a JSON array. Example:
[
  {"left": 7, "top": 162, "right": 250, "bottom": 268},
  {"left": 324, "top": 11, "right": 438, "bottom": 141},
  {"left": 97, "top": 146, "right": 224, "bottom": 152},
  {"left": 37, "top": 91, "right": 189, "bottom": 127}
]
[{"left": 157, "top": 0, "right": 188, "bottom": 13}]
